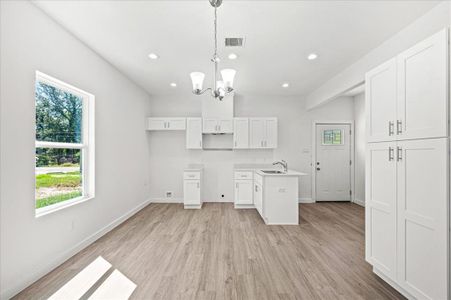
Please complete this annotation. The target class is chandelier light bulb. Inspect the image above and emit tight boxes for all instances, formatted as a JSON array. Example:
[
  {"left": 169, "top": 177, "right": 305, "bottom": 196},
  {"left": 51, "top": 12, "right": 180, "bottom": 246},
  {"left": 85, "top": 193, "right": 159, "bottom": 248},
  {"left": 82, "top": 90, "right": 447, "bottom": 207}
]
[
  {"left": 220, "top": 69, "right": 236, "bottom": 91},
  {"left": 190, "top": 72, "right": 205, "bottom": 93}
]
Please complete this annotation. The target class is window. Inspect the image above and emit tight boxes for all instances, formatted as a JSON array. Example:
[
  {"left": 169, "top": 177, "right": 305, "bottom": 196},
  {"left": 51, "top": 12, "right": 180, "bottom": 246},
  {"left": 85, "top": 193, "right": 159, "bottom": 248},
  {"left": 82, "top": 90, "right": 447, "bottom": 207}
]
[
  {"left": 35, "top": 71, "right": 95, "bottom": 216},
  {"left": 323, "top": 129, "right": 343, "bottom": 145}
]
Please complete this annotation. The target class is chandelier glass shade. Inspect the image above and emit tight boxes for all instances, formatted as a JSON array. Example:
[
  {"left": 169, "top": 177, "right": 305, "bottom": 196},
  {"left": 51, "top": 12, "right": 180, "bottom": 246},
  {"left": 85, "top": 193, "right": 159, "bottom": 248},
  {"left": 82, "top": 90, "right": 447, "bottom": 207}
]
[{"left": 190, "top": 0, "right": 236, "bottom": 100}]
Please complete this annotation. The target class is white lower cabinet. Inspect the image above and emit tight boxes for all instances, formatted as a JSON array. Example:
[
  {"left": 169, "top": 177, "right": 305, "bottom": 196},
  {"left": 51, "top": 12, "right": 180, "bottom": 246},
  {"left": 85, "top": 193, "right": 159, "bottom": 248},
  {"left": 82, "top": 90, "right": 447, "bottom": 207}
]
[
  {"left": 234, "top": 180, "right": 253, "bottom": 206},
  {"left": 183, "top": 170, "right": 202, "bottom": 209},
  {"left": 254, "top": 181, "right": 263, "bottom": 217},
  {"left": 366, "top": 138, "right": 449, "bottom": 299}
]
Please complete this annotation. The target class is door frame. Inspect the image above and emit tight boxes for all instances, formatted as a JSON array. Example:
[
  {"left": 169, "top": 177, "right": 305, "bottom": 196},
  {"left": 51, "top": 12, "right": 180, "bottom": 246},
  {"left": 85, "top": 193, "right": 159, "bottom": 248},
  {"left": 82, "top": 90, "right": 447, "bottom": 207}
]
[{"left": 311, "top": 120, "right": 355, "bottom": 203}]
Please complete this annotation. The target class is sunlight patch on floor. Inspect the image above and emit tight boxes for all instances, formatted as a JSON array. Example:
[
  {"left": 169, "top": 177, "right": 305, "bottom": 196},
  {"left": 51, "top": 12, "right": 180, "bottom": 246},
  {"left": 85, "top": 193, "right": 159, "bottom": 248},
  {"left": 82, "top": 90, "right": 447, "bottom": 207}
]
[{"left": 48, "top": 256, "right": 136, "bottom": 300}]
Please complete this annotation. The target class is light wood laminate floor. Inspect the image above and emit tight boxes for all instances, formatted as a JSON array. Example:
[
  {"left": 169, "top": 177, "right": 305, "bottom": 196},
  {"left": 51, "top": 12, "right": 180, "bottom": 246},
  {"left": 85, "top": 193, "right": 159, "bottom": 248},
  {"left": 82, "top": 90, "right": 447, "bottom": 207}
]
[{"left": 15, "top": 203, "right": 404, "bottom": 299}]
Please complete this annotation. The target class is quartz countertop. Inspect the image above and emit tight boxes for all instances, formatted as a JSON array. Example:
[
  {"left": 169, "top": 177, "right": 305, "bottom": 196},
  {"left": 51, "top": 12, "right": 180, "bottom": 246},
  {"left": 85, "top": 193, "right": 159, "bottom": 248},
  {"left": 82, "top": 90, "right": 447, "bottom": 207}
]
[
  {"left": 255, "top": 169, "right": 307, "bottom": 177},
  {"left": 184, "top": 164, "right": 204, "bottom": 171}
]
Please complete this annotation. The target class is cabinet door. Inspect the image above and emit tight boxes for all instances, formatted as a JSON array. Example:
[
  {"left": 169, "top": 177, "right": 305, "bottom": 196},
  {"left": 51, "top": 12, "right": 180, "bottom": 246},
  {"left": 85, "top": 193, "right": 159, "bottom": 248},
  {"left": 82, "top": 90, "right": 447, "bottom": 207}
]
[
  {"left": 254, "top": 183, "right": 263, "bottom": 217},
  {"left": 396, "top": 139, "right": 448, "bottom": 300},
  {"left": 184, "top": 180, "right": 200, "bottom": 205},
  {"left": 264, "top": 118, "right": 278, "bottom": 148},
  {"left": 365, "top": 58, "right": 397, "bottom": 142},
  {"left": 186, "top": 118, "right": 202, "bottom": 149},
  {"left": 365, "top": 141, "right": 397, "bottom": 281},
  {"left": 233, "top": 118, "right": 249, "bottom": 149},
  {"left": 234, "top": 180, "right": 253, "bottom": 205},
  {"left": 249, "top": 118, "right": 265, "bottom": 148},
  {"left": 218, "top": 119, "right": 233, "bottom": 133},
  {"left": 167, "top": 118, "right": 186, "bottom": 130},
  {"left": 397, "top": 29, "right": 448, "bottom": 140},
  {"left": 147, "top": 118, "right": 167, "bottom": 130},
  {"left": 203, "top": 118, "right": 218, "bottom": 133}
]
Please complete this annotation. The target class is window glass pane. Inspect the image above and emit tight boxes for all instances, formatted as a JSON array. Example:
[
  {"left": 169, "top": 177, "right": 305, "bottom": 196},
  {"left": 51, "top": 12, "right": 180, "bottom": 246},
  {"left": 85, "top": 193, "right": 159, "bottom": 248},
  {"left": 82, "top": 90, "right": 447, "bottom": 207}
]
[
  {"left": 35, "top": 148, "right": 83, "bottom": 209},
  {"left": 35, "top": 81, "right": 83, "bottom": 143},
  {"left": 323, "top": 129, "right": 343, "bottom": 145}
]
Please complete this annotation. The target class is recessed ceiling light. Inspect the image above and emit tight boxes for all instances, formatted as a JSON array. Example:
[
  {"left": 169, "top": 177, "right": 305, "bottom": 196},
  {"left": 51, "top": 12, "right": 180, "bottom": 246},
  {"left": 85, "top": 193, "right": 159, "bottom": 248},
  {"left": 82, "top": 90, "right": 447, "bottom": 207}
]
[
  {"left": 148, "top": 53, "right": 159, "bottom": 60},
  {"left": 308, "top": 53, "right": 318, "bottom": 60},
  {"left": 228, "top": 53, "right": 238, "bottom": 60},
  {"left": 282, "top": 83, "right": 289, "bottom": 88},
  {"left": 170, "top": 83, "right": 177, "bottom": 87}
]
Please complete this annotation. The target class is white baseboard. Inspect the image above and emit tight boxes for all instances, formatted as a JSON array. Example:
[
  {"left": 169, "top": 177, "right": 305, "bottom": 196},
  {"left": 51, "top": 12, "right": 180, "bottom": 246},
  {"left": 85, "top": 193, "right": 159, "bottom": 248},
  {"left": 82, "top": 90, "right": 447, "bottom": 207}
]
[
  {"left": 149, "top": 197, "right": 183, "bottom": 203},
  {"left": 299, "top": 198, "right": 314, "bottom": 203},
  {"left": 2, "top": 198, "right": 151, "bottom": 300},
  {"left": 353, "top": 198, "right": 365, "bottom": 207}
]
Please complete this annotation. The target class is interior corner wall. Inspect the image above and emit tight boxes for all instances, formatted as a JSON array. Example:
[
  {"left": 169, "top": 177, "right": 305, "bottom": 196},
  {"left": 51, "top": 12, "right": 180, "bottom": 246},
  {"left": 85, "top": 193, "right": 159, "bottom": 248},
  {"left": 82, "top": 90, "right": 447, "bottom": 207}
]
[
  {"left": 147, "top": 94, "right": 354, "bottom": 203},
  {"left": 0, "top": 2, "right": 152, "bottom": 298},
  {"left": 353, "top": 93, "right": 365, "bottom": 205},
  {"left": 306, "top": 1, "right": 450, "bottom": 109}
]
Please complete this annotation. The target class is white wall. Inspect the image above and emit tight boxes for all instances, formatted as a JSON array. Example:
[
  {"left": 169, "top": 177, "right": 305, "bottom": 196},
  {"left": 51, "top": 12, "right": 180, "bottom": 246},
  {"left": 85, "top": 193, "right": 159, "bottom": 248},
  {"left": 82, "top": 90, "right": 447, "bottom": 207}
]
[
  {"left": 353, "top": 93, "right": 365, "bottom": 206},
  {"left": 148, "top": 94, "right": 354, "bottom": 203},
  {"left": 305, "top": 1, "right": 450, "bottom": 109},
  {"left": 0, "top": 2, "right": 151, "bottom": 298}
]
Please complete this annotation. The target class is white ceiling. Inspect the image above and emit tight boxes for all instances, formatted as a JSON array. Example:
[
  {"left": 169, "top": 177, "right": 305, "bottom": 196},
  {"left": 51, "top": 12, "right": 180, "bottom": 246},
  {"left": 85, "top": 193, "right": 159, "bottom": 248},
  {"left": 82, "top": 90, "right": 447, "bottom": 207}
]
[{"left": 34, "top": 0, "right": 439, "bottom": 97}]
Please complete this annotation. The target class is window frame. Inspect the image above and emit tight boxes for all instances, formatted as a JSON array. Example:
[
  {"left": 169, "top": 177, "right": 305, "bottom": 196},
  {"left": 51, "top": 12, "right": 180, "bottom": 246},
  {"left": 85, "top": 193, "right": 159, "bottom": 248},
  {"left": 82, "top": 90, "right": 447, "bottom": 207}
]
[{"left": 35, "top": 71, "right": 95, "bottom": 217}]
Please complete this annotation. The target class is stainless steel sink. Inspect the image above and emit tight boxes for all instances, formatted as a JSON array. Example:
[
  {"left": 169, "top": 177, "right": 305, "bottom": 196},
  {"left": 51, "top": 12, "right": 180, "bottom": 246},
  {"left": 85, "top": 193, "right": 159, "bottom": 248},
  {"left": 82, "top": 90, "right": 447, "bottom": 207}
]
[{"left": 261, "top": 170, "right": 285, "bottom": 174}]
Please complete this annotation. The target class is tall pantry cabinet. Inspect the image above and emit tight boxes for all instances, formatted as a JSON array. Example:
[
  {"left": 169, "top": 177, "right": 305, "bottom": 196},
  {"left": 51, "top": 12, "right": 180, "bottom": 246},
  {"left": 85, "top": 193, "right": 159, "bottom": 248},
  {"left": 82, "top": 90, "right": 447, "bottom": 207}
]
[{"left": 365, "top": 28, "right": 449, "bottom": 300}]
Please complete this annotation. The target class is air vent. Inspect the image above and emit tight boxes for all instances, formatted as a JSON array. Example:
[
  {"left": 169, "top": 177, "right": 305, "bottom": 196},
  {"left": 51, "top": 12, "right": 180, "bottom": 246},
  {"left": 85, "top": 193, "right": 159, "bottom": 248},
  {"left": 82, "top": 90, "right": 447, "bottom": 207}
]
[{"left": 225, "top": 37, "right": 245, "bottom": 47}]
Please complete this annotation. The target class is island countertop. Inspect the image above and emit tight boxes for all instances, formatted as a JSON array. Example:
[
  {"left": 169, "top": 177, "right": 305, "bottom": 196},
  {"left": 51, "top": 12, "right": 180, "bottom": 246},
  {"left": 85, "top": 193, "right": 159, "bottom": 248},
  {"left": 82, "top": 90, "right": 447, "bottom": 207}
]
[{"left": 255, "top": 169, "right": 307, "bottom": 177}]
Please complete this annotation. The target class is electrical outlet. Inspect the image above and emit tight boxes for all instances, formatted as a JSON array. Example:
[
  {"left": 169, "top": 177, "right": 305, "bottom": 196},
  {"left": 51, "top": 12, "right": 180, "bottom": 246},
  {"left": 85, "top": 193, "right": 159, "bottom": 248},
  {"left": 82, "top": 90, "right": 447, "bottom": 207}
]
[{"left": 165, "top": 191, "right": 173, "bottom": 198}]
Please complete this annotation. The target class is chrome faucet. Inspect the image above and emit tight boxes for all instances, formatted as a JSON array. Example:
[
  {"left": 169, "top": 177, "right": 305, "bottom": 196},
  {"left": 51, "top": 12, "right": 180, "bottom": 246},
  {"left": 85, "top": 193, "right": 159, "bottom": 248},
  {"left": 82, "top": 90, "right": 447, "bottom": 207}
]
[{"left": 273, "top": 160, "right": 288, "bottom": 173}]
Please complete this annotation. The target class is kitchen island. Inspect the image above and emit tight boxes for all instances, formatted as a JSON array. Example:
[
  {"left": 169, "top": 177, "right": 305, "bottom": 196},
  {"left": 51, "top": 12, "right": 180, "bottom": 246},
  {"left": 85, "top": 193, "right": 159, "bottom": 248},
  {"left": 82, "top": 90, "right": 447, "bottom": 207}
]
[{"left": 254, "top": 169, "right": 307, "bottom": 225}]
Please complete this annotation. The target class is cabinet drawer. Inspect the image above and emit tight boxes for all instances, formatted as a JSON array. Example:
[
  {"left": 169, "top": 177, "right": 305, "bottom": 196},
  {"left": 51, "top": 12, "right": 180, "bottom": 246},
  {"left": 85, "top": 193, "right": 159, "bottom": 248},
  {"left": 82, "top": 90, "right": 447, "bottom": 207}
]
[
  {"left": 234, "top": 171, "right": 253, "bottom": 180},
  {"left": 184, "top": 171, "right": 200, "bottom": 180}
]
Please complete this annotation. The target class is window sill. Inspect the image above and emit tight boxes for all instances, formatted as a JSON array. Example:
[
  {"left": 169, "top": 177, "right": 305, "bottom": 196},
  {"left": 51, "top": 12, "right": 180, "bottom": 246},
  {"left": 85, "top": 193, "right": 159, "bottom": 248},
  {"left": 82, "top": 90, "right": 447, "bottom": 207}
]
[{"left": 35, "top": 195, "right": 94, "bottom": 218}]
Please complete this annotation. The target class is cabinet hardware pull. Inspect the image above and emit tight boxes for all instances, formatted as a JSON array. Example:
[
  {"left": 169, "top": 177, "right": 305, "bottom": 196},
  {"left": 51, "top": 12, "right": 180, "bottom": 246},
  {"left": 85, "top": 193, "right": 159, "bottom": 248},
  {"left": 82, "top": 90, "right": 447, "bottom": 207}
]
[
  {"left": 396, "top": 120, "right": 402, "bottom": 135},
  {"left": 197, "top": 182, "right": 200, "bottom": 188},
  {"left": 255, "top": 185, "right": 258, "bottom": 192},
  {"left": 236, "top": 183, "right": 238, "bottom": 189},
  {"left": 389, "top": 121, "right": 394, "bottom": 136},
  {"left": 388, "top": 147, "right": 394, "bottom": 161},
  {"left": 397, "top": 146, "right": 402, "bottom": 161}
]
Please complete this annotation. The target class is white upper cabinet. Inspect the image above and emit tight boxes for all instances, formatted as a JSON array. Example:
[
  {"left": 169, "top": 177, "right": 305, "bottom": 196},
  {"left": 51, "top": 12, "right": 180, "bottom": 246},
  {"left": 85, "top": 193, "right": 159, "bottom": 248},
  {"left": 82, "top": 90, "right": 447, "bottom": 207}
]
[
  {"left": 396, "top": 138, "right": 448, "bottom": 299},
  {"left": 186, "top": 118, "right": 202, "bottom": 149},
  {"left": 366, "top": 28, "right": 449, "bottom": 143},
  {"left": 366, "top": 59, "right": 397, "bottom": 142},
  {"left": 233, "top": 118, "right": 249, "bottom": 149},
  {"left": 147, "top": 117, "right": 186, "bottom": 131},
  {"left": 249, "top": 118, "right": 278, "bottom": 148},
  {"left": 365, "top": 141, "right": 397, "bottom": 281},
  {"left": 397, "top": 29, "right": 449, "bottom": 140},
  {"left": 202, "top": 118, "right": 233, "bottom": 133}
]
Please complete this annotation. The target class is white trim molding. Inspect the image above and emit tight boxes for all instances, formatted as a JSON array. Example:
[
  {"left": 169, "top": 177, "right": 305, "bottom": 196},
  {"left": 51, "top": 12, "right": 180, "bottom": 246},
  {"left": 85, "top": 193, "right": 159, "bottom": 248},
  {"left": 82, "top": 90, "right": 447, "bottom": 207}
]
[
  {"left": 299, "top": 198, "right": 314, "bottom": 203},
  {"left": 353, "top": 198, "right": 365, "bottom": 207}
]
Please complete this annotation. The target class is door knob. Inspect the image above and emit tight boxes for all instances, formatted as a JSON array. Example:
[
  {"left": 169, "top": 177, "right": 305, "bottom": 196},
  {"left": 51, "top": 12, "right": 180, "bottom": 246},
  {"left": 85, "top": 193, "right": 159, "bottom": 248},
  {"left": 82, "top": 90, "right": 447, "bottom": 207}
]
[
  {"left": 316, "top": 167, "right": 320, "bottom": 171},
  {"left": 316, "top": 162, "right": 320, "bottom": 165}
]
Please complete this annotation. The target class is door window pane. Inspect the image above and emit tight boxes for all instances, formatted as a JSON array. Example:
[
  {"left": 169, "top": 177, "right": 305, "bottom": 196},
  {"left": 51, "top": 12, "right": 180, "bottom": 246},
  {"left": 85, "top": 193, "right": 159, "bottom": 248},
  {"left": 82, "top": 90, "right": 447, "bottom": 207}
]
[{"left": 323, "top": 129, "right": 343, "bottom": 145}]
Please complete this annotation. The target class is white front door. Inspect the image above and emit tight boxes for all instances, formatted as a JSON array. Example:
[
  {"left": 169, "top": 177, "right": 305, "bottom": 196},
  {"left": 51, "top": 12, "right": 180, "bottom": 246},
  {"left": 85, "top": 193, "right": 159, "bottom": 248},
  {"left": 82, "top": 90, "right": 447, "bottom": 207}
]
[{"left": 315, "top": 124, "right": 351, "bottom": 201}]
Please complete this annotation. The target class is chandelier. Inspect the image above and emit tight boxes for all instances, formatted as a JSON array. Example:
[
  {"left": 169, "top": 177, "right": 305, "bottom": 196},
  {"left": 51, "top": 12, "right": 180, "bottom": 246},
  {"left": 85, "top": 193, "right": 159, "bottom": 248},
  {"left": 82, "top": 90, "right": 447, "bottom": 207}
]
[{"left": 190, "top": 0, "right": 236, "bottom": 101}]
